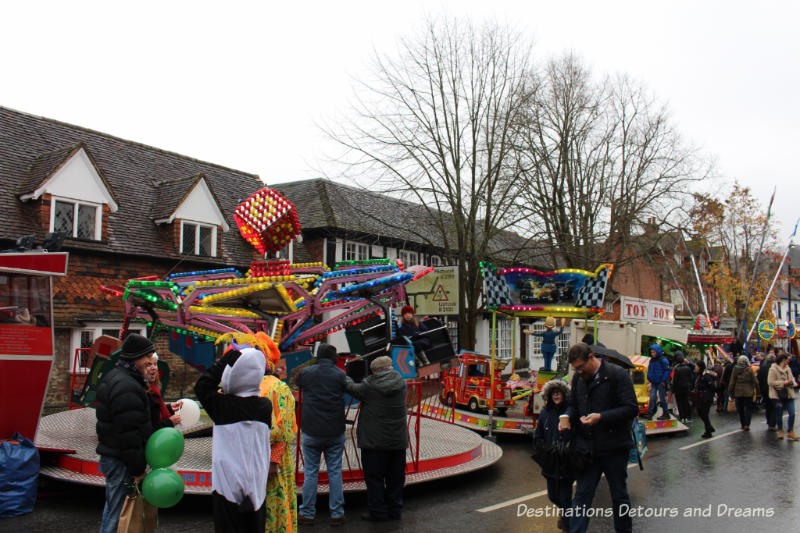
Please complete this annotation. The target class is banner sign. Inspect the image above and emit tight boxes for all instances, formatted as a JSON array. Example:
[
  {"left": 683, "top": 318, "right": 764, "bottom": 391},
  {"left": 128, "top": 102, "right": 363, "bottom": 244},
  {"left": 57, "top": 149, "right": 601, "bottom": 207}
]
[{"left": 620, "top": 296, "right": 674, "bottom": 324}]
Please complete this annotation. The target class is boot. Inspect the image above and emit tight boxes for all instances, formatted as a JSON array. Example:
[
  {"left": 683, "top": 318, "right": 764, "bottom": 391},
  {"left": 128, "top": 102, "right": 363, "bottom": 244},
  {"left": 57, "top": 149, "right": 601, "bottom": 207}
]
[
  {"left": 777, "top": 430, "right": 784, "bottom": 439},
  {"left": 420, "top": 351, "right": 431, "bottom": 365},
  {"left": 787, "top": 431, "right": 800, "bottom": 441}
]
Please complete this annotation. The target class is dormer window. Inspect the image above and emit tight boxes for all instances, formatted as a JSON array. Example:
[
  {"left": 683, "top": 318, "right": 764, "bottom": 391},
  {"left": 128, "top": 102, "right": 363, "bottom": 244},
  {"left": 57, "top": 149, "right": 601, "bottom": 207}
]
[
  {"left": 152, "top": 175, "right": 228, "bottom": 258},
  {"left": 18, "top": 144, "right": 117, "bottom": 242},
  {"left": 52, "top": 198, "right": 101, "bottom": 240},
  {"left": 181, "top": 221, "right": 217, "bottom": 257}
]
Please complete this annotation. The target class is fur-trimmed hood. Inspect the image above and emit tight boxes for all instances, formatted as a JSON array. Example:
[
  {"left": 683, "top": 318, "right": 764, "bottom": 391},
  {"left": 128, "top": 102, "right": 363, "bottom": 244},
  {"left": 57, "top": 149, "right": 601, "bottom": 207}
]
[{"left": 541, "top": 379, "right": 570, "bottom": 404}]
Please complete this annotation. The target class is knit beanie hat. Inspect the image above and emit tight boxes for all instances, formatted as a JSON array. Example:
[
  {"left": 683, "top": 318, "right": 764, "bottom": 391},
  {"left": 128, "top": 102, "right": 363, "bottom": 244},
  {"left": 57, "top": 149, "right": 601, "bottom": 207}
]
[
  {"left": 119, "top": 333, "right": 155, "bottom": 360},
  {"left": 401, "top": 305, "right": 415, "bottom": 316}
]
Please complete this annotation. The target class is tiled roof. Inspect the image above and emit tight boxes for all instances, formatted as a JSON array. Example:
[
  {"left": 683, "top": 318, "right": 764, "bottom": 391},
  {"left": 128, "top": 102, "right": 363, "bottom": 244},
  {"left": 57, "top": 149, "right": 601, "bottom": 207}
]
[
  {"left": 150, "top": 174, "right": 225, "bottom": 224},
  {"left": 16, "top": 144, "right": 79, "bottom": 196},
  {"left": 276, "top": 178, "right": 549, "bottom": 266},
  {"left": 275, "top": 178, "right": 439, "bottom": 245},
  {"left": 0, "top": 106, "right": 263, "bottom": 265}
]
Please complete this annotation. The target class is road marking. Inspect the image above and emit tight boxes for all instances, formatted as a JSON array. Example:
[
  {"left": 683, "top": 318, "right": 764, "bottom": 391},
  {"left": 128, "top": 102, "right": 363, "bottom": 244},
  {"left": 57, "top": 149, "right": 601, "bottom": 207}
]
[
  {"left": 679, "top": 429, "right": 742, "bottom": 450},
  {"left": 476, "top": 463, "right": 638, "bottom": 513},
  {"left": 476, "top": 490, "right": 549, "bottom": 513}
]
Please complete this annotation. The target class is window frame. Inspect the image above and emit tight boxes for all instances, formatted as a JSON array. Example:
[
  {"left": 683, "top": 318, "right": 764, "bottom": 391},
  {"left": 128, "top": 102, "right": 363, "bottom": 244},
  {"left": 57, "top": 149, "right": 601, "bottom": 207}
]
[
  {"left": 50, "top": 197, "right": 102, "bottom": 240},
  {"left": 180, "top": 220, "right": 218, "bottom": 257},
  {"left": 399, "top": 250, "right": 418, "bottom": 266},
  {"left": 344, "top": 241, "right": 368, "bottom": 261},
  {"left": 70, "top": 323, "right": 144, "bottom": 374}
]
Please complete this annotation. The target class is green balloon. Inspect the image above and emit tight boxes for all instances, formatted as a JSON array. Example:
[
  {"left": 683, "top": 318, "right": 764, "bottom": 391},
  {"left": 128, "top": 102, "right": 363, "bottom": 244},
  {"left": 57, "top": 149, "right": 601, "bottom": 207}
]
[
  {"left": 142, "top": 468, "right": 185, "bottom": 508},
  {"left": 145, "top": 427, "right": 184, "bottom": 468}
]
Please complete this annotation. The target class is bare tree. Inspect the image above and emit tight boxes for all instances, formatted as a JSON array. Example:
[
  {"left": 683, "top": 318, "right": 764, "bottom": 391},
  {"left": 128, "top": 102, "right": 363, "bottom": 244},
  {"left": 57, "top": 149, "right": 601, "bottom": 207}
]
[
  {"left": 514, "top": 54, "right": 710, "bottom": 270},
  {"left": 326, "top": 17, "right": 534, "bottom": 349}
]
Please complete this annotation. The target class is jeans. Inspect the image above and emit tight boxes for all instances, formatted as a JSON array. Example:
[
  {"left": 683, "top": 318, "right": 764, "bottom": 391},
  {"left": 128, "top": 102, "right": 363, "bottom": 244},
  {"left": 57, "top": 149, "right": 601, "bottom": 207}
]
[
  {"left": 300, "top": 432, "right": 346, "bottom": 519},
  {"left": 697, "top": 400, "right": 713, "bottom": 434},
  {"left": 570, "top": 450, "right": 631, "bottom": 533},
  {"left": 675, "top": 391, "right": 691, "bottom": 420},
  {"left": 764, "top": 395, "right": 776, "bottom": 427},
  {"left": 361, "top": 448, "right": 406, "bottom": 519},
  {"left": 735, "top": 397, "right": 753, "bottom": 428},
  {"left": 99, "top": 455, "right": 134, "bottom": 533},
  {"left": 648, "top": 382, "right": 668, "bottom": 417},
  {"left": 776, "top": 398, "right": 796, "bottom": 432},
  {"left": 546, "top": 476, "right": 573, "bottom": 530}
]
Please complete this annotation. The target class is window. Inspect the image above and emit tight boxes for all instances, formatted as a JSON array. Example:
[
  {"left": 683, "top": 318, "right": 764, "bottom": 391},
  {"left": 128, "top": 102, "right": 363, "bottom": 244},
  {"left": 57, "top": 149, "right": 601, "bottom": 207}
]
[
  {"left": 495, "top": 317, "right": 513, "bottom": 361},
  {"left": 673, "top": 253, "right": 681, "bottom": 265},
  {"left": 181, "top": 221, "right": 217, "bottom": 257},
  {"left": 526, "top": 322, "right": 570, "bottom": 369},
  {"left": 52, "top": 199, "right": 100, "bottom": 240},
  {"left": 71, "top": 324, "right": 144, "bottom": 373},
  {"left": 399, "top": 250, "right": 418, "bottom": 265},
  {"left": 429, "top": 255, "right": 441, "bottom": 267},
  {"left": 344, "top": 242, "right": 368, "bottom": 261}
]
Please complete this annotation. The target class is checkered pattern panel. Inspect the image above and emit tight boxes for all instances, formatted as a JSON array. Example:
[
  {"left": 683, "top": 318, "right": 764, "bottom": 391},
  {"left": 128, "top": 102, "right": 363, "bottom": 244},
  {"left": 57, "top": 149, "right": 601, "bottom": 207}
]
[
  {"left": 575, "top": 266, "right": 610, "bottom": 309},
  {"left": 482, "top": 266, "right": 513, "bottom": 307}
]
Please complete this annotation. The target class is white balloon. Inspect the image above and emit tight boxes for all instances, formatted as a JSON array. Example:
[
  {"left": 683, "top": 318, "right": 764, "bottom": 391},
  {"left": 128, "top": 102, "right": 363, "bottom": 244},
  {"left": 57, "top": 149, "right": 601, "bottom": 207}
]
[{"left": 175, "top": 398, "right": 200, "bottom": 428}]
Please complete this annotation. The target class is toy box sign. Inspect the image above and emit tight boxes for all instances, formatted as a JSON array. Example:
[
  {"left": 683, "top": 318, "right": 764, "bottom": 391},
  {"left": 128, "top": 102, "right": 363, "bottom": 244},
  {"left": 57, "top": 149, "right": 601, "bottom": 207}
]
[{"left": 620, "top": 296, "right": 674, "bottom": 324}]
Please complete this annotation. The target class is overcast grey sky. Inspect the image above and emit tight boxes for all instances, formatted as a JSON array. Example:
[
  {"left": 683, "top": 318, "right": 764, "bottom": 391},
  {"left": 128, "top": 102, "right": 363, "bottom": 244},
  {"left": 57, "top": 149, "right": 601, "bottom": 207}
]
[{"left": 2, "top": 1, "right": 797, "bottom": 243}]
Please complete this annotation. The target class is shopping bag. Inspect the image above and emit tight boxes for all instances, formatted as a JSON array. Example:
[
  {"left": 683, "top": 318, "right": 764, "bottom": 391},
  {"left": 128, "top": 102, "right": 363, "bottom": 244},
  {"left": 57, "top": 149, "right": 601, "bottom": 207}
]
[
  {"left": 629, "top": 419, "right": 647, "bottom": 470},
  {"left": 117, "top": 488, "right": 157, "bottom": 533},
  {"left": 0, "top": 432, "right": 39, "bottom": 518}
]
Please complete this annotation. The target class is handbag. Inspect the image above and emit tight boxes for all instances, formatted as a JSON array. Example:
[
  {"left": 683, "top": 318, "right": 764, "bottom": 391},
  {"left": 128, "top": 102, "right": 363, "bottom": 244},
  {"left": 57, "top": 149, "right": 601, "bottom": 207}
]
[
  {"left": 777, "top": 387, "right": 789, "bottom": 401},
  {"left": 117, "top": 486, "right": 157, "bottom": 533},
  {"left": 688, "top": 389, "right": 700, "bottom": 406}
]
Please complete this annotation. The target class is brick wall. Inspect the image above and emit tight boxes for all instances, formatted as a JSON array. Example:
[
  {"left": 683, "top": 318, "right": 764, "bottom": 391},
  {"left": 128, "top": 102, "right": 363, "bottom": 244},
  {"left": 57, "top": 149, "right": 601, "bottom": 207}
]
[
  {"left": 44, "top": 251, "right": 232, "bottom": 408},
  {"left": 304, "top": 237, "right": 325, "bottom": 263}
]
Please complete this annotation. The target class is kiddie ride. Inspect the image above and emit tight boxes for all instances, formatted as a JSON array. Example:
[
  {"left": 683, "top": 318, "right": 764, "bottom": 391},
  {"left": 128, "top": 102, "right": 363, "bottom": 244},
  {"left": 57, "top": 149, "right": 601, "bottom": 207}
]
[
  {"left": 44, "top": 187, "right": 503, "bottom": 494},
  {"left": 440, "top": 352, "right": 514, "bottom": 415},
  {"left": 478, "top": 261, "right": 614, "bottom": 434}
]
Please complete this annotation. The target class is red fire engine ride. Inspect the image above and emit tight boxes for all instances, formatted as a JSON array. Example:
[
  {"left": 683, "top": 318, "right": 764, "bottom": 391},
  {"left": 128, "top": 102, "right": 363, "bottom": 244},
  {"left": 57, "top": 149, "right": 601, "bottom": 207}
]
[{"left": 439, "top": 352, "right": 514, "bottom": 415}]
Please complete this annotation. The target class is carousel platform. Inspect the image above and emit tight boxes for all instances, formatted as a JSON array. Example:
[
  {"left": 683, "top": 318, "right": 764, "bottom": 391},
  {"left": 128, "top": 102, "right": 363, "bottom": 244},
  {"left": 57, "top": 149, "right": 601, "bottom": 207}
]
[
  {"left": 35, "top": 408, "right": 502, "bottom": 494},
  {"left": 419, "top": 403, "right": 535, "bottom": 434}
]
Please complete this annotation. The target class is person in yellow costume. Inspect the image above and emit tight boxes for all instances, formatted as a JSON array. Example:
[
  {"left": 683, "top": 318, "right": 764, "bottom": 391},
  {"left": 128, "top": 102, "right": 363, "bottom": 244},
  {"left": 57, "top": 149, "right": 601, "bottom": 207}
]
[{"left": 217, "top": 331, "right": 298, "bottom": 533}]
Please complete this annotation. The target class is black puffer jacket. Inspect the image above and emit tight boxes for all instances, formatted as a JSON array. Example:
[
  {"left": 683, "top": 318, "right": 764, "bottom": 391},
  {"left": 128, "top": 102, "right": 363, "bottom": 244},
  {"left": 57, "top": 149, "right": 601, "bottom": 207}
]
[
  {"left": 672, "top": 362, "right": 695, "bottom": 394},
  {"left": 95, "top": 364, "right": 153, "bottom": 476},
  {"left": 567, "top": 360, "right": 638, "bottom": 457},
  {"left": 296, "top": 358, "right": 347, "bottom": 438},
  {"left": 533, "top": 380, "right": 573, "bottom": 479},
  {"left": 346, "top": 369, "right": 408, "bottom": 450}
]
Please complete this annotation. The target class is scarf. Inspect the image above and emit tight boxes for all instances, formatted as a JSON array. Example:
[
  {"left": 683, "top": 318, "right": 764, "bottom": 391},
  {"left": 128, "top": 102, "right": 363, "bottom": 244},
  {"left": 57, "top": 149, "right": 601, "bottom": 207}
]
[
  {"left": 149, "top": 384, "right": 172, "bottom": 421},
  {"left": 116, "top": 358, "right": 147, "bottom": 385}
]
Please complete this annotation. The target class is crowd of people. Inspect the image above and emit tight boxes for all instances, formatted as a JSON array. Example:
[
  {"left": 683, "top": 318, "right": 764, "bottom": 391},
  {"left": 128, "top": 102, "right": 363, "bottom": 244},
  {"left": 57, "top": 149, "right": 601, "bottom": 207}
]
[
  {"left": 92, "top": 325, "right": 799, "bottom": 533},
  {"left": 531, "top": 341, "right": 800, "bottom": 533},
  {"left": 94, "top": 334, "right": 408, "bottom": 533}
]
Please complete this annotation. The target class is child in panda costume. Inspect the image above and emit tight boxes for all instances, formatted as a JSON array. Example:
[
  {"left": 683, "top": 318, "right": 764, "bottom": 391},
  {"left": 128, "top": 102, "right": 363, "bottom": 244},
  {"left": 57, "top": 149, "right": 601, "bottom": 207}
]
[{"left": 195, "top": 346, "right": 272, "bottom": 532}]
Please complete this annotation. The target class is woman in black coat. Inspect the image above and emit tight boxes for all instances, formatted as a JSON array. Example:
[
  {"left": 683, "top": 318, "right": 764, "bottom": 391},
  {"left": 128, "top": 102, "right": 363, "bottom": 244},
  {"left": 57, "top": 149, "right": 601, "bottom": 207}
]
[
  {"left": 694, "top": 360, "right": 717, "bottom": 438},
  {"left": 533, "top": 379, "right": 573, "bottom": 532}
]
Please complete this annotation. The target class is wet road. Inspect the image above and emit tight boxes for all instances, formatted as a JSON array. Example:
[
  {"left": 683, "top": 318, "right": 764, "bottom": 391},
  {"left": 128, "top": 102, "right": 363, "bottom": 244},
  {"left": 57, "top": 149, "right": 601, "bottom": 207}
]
[{"left": 2, "top": 407, "right": 798, "bottom": 533}]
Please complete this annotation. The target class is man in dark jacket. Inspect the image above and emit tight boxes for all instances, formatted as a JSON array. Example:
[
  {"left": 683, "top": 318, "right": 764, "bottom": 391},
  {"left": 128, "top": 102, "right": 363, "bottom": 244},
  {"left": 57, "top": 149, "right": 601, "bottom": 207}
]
[
  {"left": 295, "top": 343, "right": 348, "bottom": 526},
  {"left": 757, "top": 353, "right": 776, "bottom": 430},
  {"left": 719, "top": 357, "right": 735, "bottom": 411},
  {"left": 346, "top": 356, "right": 408, "bottom": 522},
  {"left": 95, "top": 333, "right": 156, "bottom": 533},
  {"left": 671, "top": 352, "right": 695, "bottom": 423},
  {"left": 645, "top": 344, "right": 671, "bottom": 420},
  {"left": 560, "top": 343, "right": 638, "bottom": 533},
  {"left": 788, "top": 352, "right": 800, "bottom": 381}
]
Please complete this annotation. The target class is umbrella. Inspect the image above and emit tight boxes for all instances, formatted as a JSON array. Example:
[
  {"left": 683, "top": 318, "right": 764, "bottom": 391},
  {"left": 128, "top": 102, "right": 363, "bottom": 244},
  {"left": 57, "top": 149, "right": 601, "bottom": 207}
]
[{"left": 589, "top": 344, "right": 635, "bottom": 369}]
